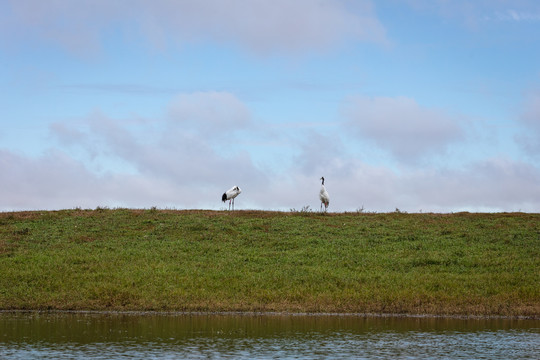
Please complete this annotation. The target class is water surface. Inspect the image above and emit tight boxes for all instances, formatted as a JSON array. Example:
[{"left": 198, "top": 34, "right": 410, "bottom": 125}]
[{"left": 1, "top": 312, "right": 538, "bottom": 359}]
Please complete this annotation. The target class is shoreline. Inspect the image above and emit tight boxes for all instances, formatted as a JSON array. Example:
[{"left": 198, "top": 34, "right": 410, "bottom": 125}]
[{"left": 1, "top": 309, "right": 538, "bottom": 321}]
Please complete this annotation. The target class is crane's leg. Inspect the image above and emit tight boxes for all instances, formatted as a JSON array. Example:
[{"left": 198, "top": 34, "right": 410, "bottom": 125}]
[
  {"left": 229, "top": 200, "right": 231, "bottom": 211},
  {"left": 232, "top": 198, "right": 235, "bottom": 211}
]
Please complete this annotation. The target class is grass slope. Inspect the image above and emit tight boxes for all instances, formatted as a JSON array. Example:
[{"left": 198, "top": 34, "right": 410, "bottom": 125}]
[{"left": 0, "top": 209, "right": 538, "bottom": 317}]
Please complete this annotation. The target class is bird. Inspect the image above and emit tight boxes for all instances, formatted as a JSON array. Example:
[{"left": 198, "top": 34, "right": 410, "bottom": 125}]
[
  {"left": 222, "top": 186, "right": 242, "bottom": 210},
  {"left": 319, "top": 177, "right": 330, "bottom": 211}
]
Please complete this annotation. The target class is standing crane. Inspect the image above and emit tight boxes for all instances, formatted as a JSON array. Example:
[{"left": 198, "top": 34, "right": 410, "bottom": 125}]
[
  {"left": 222, "top": 186, "right": 242, "bottom": 210},
  {"left": 319, "top": 177, "right": 330, "bottom": 212}
]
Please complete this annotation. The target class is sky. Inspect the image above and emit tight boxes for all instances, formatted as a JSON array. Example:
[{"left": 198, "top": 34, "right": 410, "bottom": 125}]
[{"left": 1, "top": 0, "right": 540, "bottom": 213}]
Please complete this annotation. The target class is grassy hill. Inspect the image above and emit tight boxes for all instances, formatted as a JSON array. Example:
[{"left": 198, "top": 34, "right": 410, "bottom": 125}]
[{"left": 0, "top": 209, "right": 538, "bottom": 317}]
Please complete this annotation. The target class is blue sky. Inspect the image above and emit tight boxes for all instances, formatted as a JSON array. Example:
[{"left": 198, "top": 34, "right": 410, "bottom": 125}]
[{"left": 1, "top": 0, "right": 539, "bottom": 212}]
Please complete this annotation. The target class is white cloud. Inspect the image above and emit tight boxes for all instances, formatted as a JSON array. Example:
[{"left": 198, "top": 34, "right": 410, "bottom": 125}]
[
  {"left": 343, "top": 95, "right": 464, "bottom": 162},
  {"left": 245, "top": 152, "right": 540, "bottom": 213},
  {"left": 0, "top": 0, "right": 119, "bottom": 57},
  {"left": 2, "top": 92, "right": 539, "bottom": 213},
  {"left": 402, "top": 158, "right": 540, "bottom": 212},
  {"left": 493, "top": 9, "right": 540, "bottom": 22},
  {"left": 0, "top": 149, "right": 103, "bottom": 209},
  {"left": 41, "top": 92, "right": 268, "bottom": 209},
  {"left": 0, "top": 0, "right": 387, "bottom": 56},
  {"left": 254, "top": 129, "right": 540, "bottom": 212},
  {"left": 403, "top": 0, "right": 540, "bottom": 26},
  {"left": 52, "top": 110, "right": 264, "bottom": 186},
  {"left": 2, "top": 135, "right": 539, "bottom": 213},
  {"left": 292, "top": 131, "right": 347, "bottom": 175}
]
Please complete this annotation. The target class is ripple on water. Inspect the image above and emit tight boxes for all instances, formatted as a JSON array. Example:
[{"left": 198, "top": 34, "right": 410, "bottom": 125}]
[{"left": 1, "top": 313, "right": 539, "bottom": 359}]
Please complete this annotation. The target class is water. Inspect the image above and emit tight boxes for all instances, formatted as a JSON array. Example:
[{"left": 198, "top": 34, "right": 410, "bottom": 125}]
[{"left": 1, "top": 312, "right": 538, "bottom": 359}]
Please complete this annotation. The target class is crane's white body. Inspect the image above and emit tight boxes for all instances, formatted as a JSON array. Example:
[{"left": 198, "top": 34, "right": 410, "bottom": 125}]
[
  {"left": 319, "top": 177, "right": 330, "bottom": 211},
  {"left": 222, "top": 186, "right": 242, "bottom": 210}
]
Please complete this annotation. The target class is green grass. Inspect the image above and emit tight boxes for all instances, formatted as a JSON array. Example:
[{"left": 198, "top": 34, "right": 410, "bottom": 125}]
[{"left": 0, "top": 209, "right": 538, "bottom": 317}]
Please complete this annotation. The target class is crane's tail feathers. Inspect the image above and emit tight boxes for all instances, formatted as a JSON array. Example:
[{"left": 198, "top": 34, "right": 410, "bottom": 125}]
[{"left": 221, "top": 193, "right": 227, "bottom": 202}]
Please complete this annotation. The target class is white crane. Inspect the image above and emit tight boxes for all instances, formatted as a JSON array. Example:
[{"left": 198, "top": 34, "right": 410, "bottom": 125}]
[
  {"left": 319, "top": 177, "right": 330, "bottom": 212},
  {"left": 222, "top": 186, "right": 242, "bottom": 210}
]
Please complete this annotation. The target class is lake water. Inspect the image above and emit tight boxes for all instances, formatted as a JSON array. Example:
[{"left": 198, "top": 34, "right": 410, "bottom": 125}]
[{"left": 1, "top": 312, "right": 538, "bottom": 359}]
